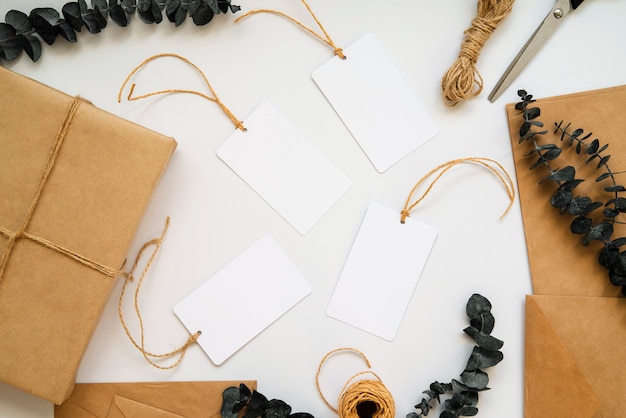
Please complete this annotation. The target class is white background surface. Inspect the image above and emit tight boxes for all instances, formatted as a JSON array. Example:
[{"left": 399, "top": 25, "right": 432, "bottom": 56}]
[{"left": 0, "top": 0, "right": 625, "bottom": 417}]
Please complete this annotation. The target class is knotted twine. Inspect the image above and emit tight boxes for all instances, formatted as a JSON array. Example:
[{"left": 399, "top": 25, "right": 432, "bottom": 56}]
[
  {"left": 316, "top": 348, "right": 395, "bottom": 418},
  {"left": 0, "top": 97, "right": 198, "bottom": 369},
  {"left": 235, "top": 0, "right": 346, "bottom": 60},
  {"left": 118, "top": 53, "right": 246, "bottom": 131},
  {"left": 441, "top": 0, "right": 514, "bottom": 107},
  {"left": 400, "top": 157, "right": 515, "bottom": 223}
]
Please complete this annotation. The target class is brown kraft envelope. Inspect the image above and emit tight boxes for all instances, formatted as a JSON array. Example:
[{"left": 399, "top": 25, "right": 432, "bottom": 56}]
[
  {"left": 506, "top": 85, "right": 626, "bottom": 417},
  {"left": 54, "top": 381, "right": 257, "bottom": 418},
  {"left": 0, "top": 66, "right": 177, "bottom": 404}
]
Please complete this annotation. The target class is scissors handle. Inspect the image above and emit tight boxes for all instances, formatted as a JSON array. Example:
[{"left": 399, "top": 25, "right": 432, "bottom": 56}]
[{"left": 572, "top": 0, "right": 585, "bottom": 9}]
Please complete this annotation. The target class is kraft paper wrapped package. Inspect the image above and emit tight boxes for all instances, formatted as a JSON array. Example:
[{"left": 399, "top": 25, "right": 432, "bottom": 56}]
[{"left": 0, "top": 66, "right": 177, "bottom": 404}]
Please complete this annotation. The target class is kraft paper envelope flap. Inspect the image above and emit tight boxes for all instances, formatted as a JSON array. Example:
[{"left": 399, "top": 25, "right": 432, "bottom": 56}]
[
  {"left": 525, "top": 295, "right": 626, "bottom": 418},
  {"left": 506, "top": 85, "right": 626, "bottom": 296},
  {"left": 107, "top": 395, "right": 185, "bottom": 418},
  {"left": 54, "top": 381, "right": 256, "bottom": 418}
]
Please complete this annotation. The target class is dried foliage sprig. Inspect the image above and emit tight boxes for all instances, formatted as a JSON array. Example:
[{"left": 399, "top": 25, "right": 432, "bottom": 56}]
[
  {"left": 407, "top": 294, "right": 503, "bottom": 418},
  {"left": 221, "top": 383, "right": 314, "bottom": 418},
  {"left": 516, "top": 89, "right": 626, "bottom": 296},
  {"left": 0, "top": 0, "right": 240, "bottom": 63}
]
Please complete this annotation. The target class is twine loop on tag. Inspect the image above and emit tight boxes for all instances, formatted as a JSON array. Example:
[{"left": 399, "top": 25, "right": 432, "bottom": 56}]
[
  {"left": 401, "top": 157, "right": 515, "bottom": 223},
  {"left": 316, "top": 348, "right": 395, "bottom": 418},
  {"left": 235, "top": 0, "right": 346, "bottom": 60},
  {"left": 0, "top": 97, "right": 125, "bottom": 282},
  {"left": 441, "top": 0, "right": 514, "bottom": 106},
  {"left": 118, "top": 53, "right": 246, "bottom": 131},
  {"left": 118, "top": 217, "right": 201, "bottom": 370}
]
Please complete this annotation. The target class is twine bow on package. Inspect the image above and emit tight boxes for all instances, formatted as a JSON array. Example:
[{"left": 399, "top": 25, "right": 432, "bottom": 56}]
[{"left": 0, "top": 66, "right": 177, "bottom": 404}]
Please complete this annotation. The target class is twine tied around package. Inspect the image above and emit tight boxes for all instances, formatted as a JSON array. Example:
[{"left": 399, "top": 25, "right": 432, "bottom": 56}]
[
  {"left": 441, "top": 0, "right": 514, "bottom": 106},
  {"left": 400, "top": 157, "right": 515, "bottom": 224},
  {"left": 316, "top": 348, "right": 395, "bottom": 418},
  {"left": 117, "top": 217, "right": 201, "bottom": 370},
  {"left": 0, "top": 97, "right": 123, "bottom": 281},
  {"left": 118, "top": 53, "right": 246, "bottom": 131},
  {"left": 234, "top": 0, "right": 346, "bottom": 60},
  {"left": 0, "top": 96, "right": 198, "bottom": 370}
]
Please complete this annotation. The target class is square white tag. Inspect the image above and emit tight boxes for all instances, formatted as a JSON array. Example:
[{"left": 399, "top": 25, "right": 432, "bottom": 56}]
[
  {"left": 326, "top": 202, "right": 437, "bottom": 340},
  {"left": 173, "top": 235, "right": 311, "bottom": 365},
  {"left": 312, "top": 33, "right": 439, "bottom": 173},
  {"left": 217, "top": 101, "right": 351, "bottom": 235}
]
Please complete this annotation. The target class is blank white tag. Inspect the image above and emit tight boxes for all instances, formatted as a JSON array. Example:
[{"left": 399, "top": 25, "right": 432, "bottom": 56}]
[
  {"left": 327, "top": 202, "right": 437, "bottom": 340},
  {"left": 217, "top": 101, "right": 351, "bottom": 235},
  {"left": 312, "top": 33, "right": 439, "bottom": 173},
  {"left": 173, "top": 235, "right": 311, "bottom": 365}
]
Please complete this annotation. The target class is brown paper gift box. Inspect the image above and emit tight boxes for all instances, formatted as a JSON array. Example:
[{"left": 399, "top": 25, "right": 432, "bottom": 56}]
[
  {"left": 54, "top": 381, "right": 257, "bottom": 418},
  {"left": 0, "top": 66, "right": 177, "bottom": 404}
]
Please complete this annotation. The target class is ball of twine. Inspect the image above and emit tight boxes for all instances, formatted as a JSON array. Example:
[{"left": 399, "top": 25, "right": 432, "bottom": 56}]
[
  {"left": 316, "top": 348, "right": 395, "bottom": 418},
  {"left": 441, "top": 0, "right": 514, "bottom": 107}
]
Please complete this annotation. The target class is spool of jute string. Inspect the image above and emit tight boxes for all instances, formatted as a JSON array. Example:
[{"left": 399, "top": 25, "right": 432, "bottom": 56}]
[
  {"left": 118, "top": 53, "right": 246, "bottom": 131},
  {"left": 400, "top": 157, "right": 515, "bottom": 223},
  {"left": 316, "top": 348, "right": 395, "bottom": 418},
  {"left": 441, "top": 0, "right": 514, "bottom": 107},
  {"left": 117, "top": 216, "right": 201, "bottom": 370},
  {"left": 234, "top": 0, "right": 346, "bottom": 60}
]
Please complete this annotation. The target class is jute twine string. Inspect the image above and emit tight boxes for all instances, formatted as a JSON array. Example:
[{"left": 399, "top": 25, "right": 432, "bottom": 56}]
[
  {"left": 316, "top": 348, "right": 395, "bottom": 418},
  {"left": 234, "top": 0, "right": 346, "bottom": 60},
  {"left": 441, "top": 0, "right": 514, "bottom": 107},
  {"left": 118, "top": 53, "right": 246, "bottom": 131},
  {"left": 400, "top": 157, "right": 515, "bottom": 223},
  {"left": 117, "top": 216, "right": 201, "bottom": 370},
  {"left": 0, "top": 97, "right": 122, "bottom": 281}
]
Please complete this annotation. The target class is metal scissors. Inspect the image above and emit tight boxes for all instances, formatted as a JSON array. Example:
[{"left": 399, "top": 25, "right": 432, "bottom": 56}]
[{"left": 488, "top": 0, "right": 586, "bottom": 102}]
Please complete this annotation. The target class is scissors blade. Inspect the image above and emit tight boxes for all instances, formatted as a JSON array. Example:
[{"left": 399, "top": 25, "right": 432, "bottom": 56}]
[{"left": 488, "top": 0, "right": 576, "bottom": 102}]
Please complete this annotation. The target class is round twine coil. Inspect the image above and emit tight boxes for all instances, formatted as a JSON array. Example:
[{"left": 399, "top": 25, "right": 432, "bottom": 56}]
[
  {"left": 316, "top": 348, "right": 395, "bottom": 418},
  {"left": 441, "top": 0, "right": 514, "bottom": 106}
]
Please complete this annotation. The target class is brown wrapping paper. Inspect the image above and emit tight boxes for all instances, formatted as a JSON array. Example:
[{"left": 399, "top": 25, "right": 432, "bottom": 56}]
[
  {"left": 0, "top": 66, "right": 177, "bottom": 404},
  {"left": 54, "top": 381, "right": 257, "bottom": 418},
  {"left": 507, "top": 86, "right": 626, "bottom": 417}
]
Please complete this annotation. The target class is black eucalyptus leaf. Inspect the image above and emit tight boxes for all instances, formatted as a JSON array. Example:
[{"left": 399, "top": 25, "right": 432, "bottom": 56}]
[
  {"left": 62, "top": 2, "right": 84, "bottom": 31},
  {"left": 204, "top": 0, "right": 221, "bottom": 14},
  {"left": 109, "top": 4, "right": 132, "bottom": 26},
  {"left": 550, "top": 189, "right": 573, "bottom": 209},
  {"left": 465, "top": 294, "right": 491, "bottom": 319},
  {"left": 470, "top": 312, "right": 494, "bottom": 334},
  {"left": 596, "top": 172, "right": 612, "bottom": 182},
  {"left": 463, "top": 327, "right": 503, "bottom": 351},
  {"left": 79, "top": 0, "right": 104, "bottom": 33},
  {"left": 30, "top": 8, "right": 76, "bottom": 45},
  {"left": 5, "top": 10, "right": 42, "bottom": 61},
  {"left": 465, "top": 346, "right": 503, "bottom": 369},
  {"left": 6, "top": 10, "right": 34, "bottom": 34},
  {"left": 571, "top": 216, "right": 592, "bottom": 234},
  {"left": 457, "top": 406, "right": 479, "bottom": 416},
  {"left": 546, "top": 166, "right": 575, "bottom": 182},
  {"left": 93, "top": 0, "right": 109, "bottom": 18},
  {"left": 460, "top": 370, "right": 489, "bottom": 390},
  {"left": 265, "top": 399, "right": 292, "bottom": 418},
  {"left": 191, "top": 3, "right": 214, "bottom": 25},
  {"left": 0, "top": 23, "right": 22, "bottom": 61},
  {"left": 137, "top": 0, "right": 163, "bottom": 23},
  {"left": 220, "top": 387, "right": 242, "bottom": 418}
]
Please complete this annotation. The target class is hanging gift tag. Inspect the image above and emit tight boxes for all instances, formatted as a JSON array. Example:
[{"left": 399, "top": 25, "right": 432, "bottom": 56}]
[
  {"left": 327, "top": 157, "right": 515, "bottom": 341},
  {"left": 217, "top": 101, "right": 351, "bottom": 235},
  {"left": 174, "top": 234, "right": 311, "bottom": 365},
  {"left": 326, "top": 202, "right": 438, "bottom": 341},
  {"left": 312, "top": 33, "right": 439, "bottom": 173}
]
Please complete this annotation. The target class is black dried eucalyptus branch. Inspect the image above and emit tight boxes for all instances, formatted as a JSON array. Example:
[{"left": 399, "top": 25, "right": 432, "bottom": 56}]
[
  {"left": 0, "top": 0, "right": 240, "bottom": 63},
  {"left": 516, "top": 89, "right": 626, "bottom": 296},
  {"left": 221, "top": 383, "right": 314, "bottom": 418},
  {"left": 407, "top": 294, "right": 503, "bottom": 418}
]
